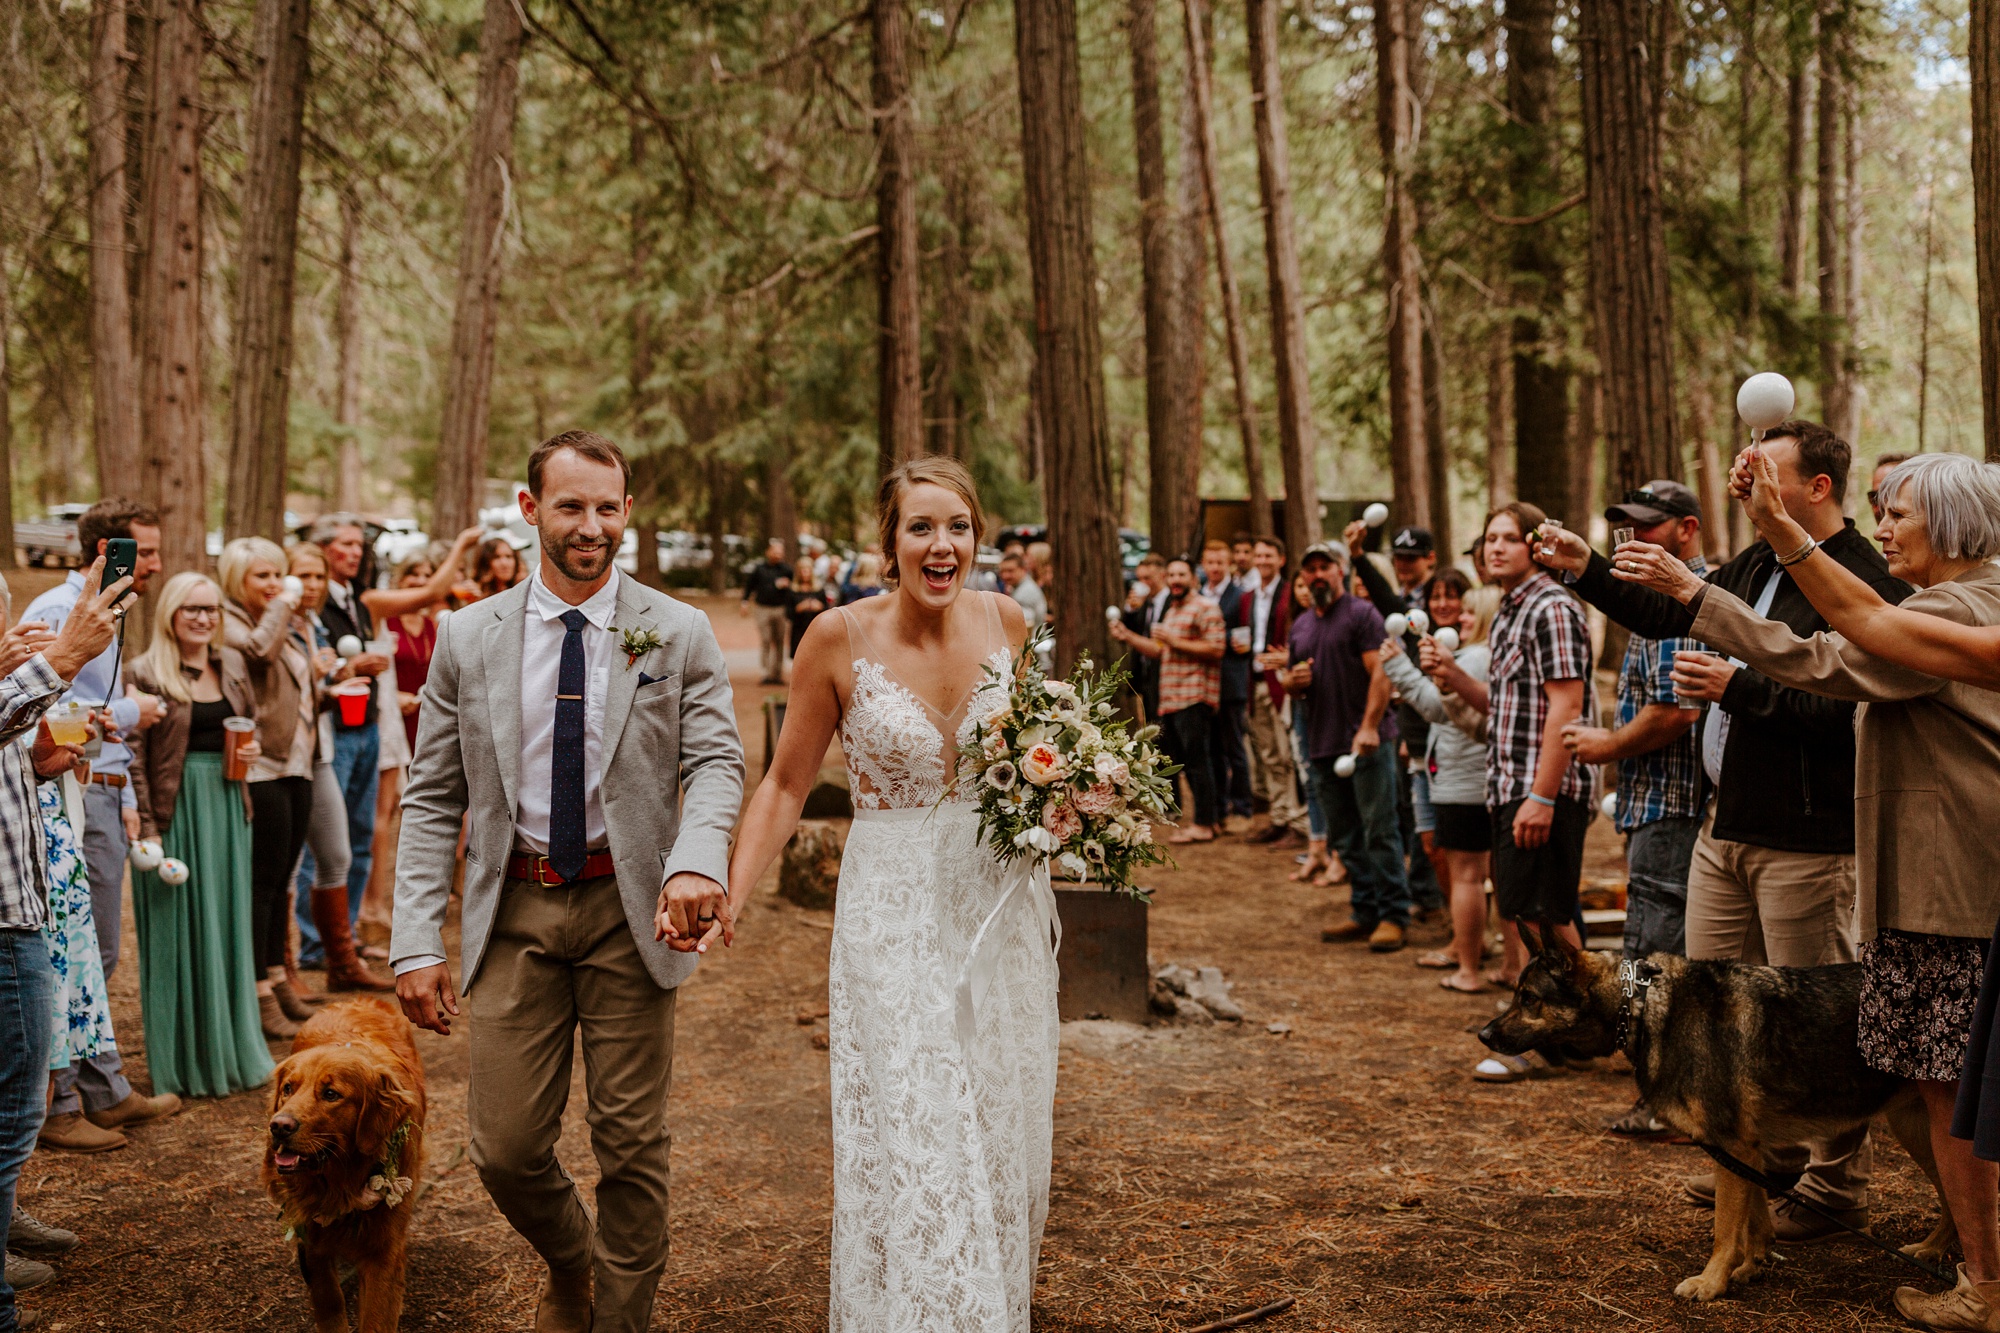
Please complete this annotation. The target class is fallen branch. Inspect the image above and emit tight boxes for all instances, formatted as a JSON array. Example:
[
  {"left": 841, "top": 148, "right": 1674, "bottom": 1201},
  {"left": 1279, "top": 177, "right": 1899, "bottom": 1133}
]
[
  {"left": 1188, "top": 1296, "right": 1296, "bottom": 1332},
  {"left": 1476, "top": 191, "right": 1586, "bottom": 227}
]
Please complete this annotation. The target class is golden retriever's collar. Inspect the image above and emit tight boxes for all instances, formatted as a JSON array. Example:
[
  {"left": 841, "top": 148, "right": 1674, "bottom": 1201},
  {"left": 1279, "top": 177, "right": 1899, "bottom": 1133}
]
[{"left": 277, "top": 1119, "right": 415, "bottom": 1238}]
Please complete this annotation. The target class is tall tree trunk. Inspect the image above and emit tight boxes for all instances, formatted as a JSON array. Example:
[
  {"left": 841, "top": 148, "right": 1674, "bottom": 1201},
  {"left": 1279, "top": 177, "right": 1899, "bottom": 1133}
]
[
  {"left": 225, "top": 0, "right": 311, "bottom": 542},
  {"left": 1484, "top": 316, "right": 1513, "bottom": 511},
  {"left": 1375, "top": 0, "right": 1428, "bottom": 535},
  {"left": 1815, "top": 0, "right": 1844, "bottom": 432},
  {"left": 1579, "top": 0, "right": 1678, "bottom": 491},
  {"left": 1129, "top": 0, "right": 1186, "bottom": 556},
  {"left": 629, "top": 118, "right": 663, "bottom": 590},
  {"left": 1181, "top": 0, "right": 1271, "bottom": 544},
  {"left": 135, "top": 0, "right": 207, "bottom": 573},
  {"left": 704, "top": 455, "right": 730, "bottom": 597},
  {"left": 874, "top": 0, "right": 923, "bottom": 473},
  {"left": 1168, "top": 7, "right": 1210, "bottom": 552},
  {"left": 88, "top": 0, "right": 140, "bottom": 492},
  {"left": 1779, "top": 25, "right": 1808, "bottom": 299},
  {"left": 1248, "top": 0, "right": 1317, "bottom": 556},
  {"left": 1973, "top": 0, "right": 2000, "bottom": 459},
  {"left": 1015, "top": 0, "right": 1121, "bottom": 672},
  {"left": 1690, "top": 378, "right": 1728, "bottom": 561},
  {"left": 333, "top": 186, "right": 363, "bottom": 512},
  {"left": 928, "top": 162, "right": 970, "bottom": 460},
  {"left": 0, "top": 250, "right": 17, "bottom": 568},
  {"left": 765, "top": 443, "right": 797, "bottom": 565},
  {"left": 1421, "top": 306, "right": 1452, "bottom": 553},
  {"left": 1841, "top": 76, "right": 1862, "bottom": 447},
  {"left": 1504, "top": 0, "right": 1573, "bottom": 525},
  {"left": 434, "top": 0, "right": 523, "bottom": 537}
]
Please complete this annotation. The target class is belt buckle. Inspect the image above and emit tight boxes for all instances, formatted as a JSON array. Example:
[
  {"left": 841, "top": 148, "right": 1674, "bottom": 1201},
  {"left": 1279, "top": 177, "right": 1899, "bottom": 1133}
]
[{"left": 535, "top": 856, "right": 562, "bottom": 888}]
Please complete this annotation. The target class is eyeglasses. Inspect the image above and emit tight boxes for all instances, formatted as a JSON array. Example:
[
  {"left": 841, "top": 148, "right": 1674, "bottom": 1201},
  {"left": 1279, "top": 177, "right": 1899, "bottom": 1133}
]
[{"left": 178, "top": 605, "right": 221, "bottom": 619}]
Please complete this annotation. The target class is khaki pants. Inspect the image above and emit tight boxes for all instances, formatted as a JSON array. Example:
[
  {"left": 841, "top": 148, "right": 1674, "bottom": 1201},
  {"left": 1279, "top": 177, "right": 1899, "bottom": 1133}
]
[
  {"left": 1685, "top": 811, "right": 1867, "bottom": 1211},
  {"left": 1245, "top": 688, "right": 1306, "bottom": 833},
  {"left": 753, "top": 603, "right": 788, "bottom": 681},
  {"left": 469, "top": 875, "right": 678, "bottom": 1333}
]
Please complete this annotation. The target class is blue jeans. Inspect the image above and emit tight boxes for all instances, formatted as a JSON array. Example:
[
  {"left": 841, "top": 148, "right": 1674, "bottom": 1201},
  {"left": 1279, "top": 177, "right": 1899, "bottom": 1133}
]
[
  {"left": 1310, "top": 748, "right": 1412, "bottom": 929},
  {"left": 296, "top": 725, "right": 380, "bottom": 963},
  {"left": 0, "top": 929, "right": 56, "bottom": 1330},
  {"left": 1624, "top": 814, "right": 1702, "bottom": 958},
  {"left": 1292, "top": 706, "right": 1326, "bottom": 840}
]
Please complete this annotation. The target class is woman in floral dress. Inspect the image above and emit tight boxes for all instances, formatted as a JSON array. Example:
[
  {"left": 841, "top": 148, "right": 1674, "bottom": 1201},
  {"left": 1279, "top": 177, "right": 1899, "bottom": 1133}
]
[{"left": 39, "top": 773, "right": 115, "bottom": 1075}]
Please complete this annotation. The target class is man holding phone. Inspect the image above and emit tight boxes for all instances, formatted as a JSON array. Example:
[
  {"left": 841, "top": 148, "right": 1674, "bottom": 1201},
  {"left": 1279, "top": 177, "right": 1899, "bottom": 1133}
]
[{"left": 23, "top": 500, "right": 176, "bottom": 1155}]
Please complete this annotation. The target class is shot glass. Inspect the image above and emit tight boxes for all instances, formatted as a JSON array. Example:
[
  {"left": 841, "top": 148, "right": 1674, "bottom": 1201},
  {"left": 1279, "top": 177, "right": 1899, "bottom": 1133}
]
[{"left": 1673, "top": 650, "right": 1711, "bottom": 711}]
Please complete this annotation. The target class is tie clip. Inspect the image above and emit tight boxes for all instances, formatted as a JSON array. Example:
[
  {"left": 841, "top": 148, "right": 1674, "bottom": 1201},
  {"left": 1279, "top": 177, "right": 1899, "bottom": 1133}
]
[{"left": 556, "top": 694, "right": 583, "bottom": 701}]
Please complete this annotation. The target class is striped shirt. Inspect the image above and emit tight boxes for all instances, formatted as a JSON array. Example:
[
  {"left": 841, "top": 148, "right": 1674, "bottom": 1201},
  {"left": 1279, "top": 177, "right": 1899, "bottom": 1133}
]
[
  {"left": 1155, "top": 594, "right": 1225, "bottom": 716},
  {"left": 0, "top": 655, "right": 75, "bottom": 931},
  {"left": 1486, "top": 572, "right": 1597, "bottom": 809},
  {"left": 1615, "top": 555, "right": 1708, "bottom": 832}
]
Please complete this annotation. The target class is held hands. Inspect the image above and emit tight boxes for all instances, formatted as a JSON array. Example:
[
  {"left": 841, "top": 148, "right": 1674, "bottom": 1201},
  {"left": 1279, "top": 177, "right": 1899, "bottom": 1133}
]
[
  {"left": 1511, "top": 796, "right": 1555, "bottom": 850},
  {"left": 656, "top": 871, "right": 732, "bottom": 953},
  {"left": 397, "top": 962, "right": 460, "bottom": 1036},
  {"left": 1608, "top": 542, "right": 1705, "bottom": 604}
]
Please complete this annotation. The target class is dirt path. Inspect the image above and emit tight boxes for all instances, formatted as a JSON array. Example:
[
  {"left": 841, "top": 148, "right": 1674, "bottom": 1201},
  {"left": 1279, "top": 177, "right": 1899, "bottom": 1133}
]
[{"left": 18, "top": 594, "right": 1931, "bottom": 1331}]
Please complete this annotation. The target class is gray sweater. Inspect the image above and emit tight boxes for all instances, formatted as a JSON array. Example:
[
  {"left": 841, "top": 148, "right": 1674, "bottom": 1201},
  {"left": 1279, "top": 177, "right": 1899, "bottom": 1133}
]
[{"left": 1381, "top": 643, "right": 1490, "bottom": 808}]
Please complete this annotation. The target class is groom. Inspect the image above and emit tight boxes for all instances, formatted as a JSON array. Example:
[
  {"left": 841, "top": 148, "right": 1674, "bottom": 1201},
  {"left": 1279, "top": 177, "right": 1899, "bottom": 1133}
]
[{"left": 393, "top": 430, "right": 743, "bottom": 1332}]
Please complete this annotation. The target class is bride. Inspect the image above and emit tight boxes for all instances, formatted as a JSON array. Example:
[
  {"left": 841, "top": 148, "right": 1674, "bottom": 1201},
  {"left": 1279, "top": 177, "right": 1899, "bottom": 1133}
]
[{"left": 721, "top": 456, "right": 1060, "bottom": 1331}]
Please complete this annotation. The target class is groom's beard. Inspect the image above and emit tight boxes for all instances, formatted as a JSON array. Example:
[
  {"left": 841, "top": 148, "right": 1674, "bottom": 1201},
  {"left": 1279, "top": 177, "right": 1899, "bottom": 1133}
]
[{"left": 543, "top": 530, "right": 615, "bottom": 583}]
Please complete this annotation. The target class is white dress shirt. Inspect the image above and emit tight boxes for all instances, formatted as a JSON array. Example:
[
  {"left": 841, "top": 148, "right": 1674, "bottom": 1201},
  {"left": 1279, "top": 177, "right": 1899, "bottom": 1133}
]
[
  {"left": 514, "top": 567, "right": 619, "bottom": 855},
  {"left": 1250, "top": 578, "right": 1278, "bottom": 655}
]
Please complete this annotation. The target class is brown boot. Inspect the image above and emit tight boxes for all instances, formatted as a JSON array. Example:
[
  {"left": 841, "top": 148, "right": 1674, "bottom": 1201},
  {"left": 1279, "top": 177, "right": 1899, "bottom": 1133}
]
[
  {"left": 260, "top": 991, "right": 301, "bottom": 1040},
  {"left": 1368, "top": 921, "right": 1406, "bottom": 953},
  {"left": 271, "top": 976, "right": 318, "bottom": 1024},
  {"left": 535, "top": 1264, "right": 593, "bottom": 1333},
  {"left": 38, "top": 1111, "right": 127, "bottom": 1154},
  {"left": 311, "top": 886, "right": 393, "bottom": 992},
  {"left": 85, "top": 1089, "right": 181, "bottom": 1131},
  {"left": 283, "top": 961, "right": 327, "bottom": 1007}
]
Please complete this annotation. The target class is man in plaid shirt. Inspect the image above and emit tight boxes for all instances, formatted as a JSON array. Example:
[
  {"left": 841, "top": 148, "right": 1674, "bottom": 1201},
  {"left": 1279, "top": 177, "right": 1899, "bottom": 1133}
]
[
  {"left": 0, "top": 559, "right": 132, "bottom": 1331},
  {"left": 1112, "top": 555, "right": 1225, "bottom": 842}
]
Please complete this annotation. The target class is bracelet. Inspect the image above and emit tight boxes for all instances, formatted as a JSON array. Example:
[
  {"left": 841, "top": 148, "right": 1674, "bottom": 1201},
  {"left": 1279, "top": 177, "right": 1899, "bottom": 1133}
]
[
  {"left": 1525, "top": 791, "right": 1556, "bottom": 808},
  {"left": 1775, "top": 535, "right": 1818, "bottom": 568}
]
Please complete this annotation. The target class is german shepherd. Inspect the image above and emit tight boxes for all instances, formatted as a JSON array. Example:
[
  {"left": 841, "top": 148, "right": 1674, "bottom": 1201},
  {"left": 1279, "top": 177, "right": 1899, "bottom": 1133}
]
[{"left": 1477, "top": 925, "right": 1955, "bottom": 1301}]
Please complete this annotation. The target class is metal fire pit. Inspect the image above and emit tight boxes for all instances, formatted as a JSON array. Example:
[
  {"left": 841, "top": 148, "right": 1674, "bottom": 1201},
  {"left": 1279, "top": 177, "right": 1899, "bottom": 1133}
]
[{"left": 1052, "top": 884, "right": 1149, "bottom": 1024}]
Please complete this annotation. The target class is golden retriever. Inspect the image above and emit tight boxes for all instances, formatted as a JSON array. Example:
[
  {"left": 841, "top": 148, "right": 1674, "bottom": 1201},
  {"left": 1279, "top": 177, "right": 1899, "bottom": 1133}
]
[{"left": 263, "top": 998, "right": 427, "bottom": 1333}]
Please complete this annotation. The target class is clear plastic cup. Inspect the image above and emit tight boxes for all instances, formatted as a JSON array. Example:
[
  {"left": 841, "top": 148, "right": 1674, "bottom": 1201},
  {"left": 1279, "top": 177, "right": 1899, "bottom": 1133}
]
[
  {"left": 45, "top": 701, "right": 90, "bottom": 748},
  {"left": 1673, "top": 650, "right": 1712, "bottom": 711}
]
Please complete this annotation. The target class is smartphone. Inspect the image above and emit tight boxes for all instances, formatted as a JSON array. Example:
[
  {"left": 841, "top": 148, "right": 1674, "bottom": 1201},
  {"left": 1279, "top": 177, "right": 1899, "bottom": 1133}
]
[{"left": 104, "top": 537, "right": 137, "bottom": 603}]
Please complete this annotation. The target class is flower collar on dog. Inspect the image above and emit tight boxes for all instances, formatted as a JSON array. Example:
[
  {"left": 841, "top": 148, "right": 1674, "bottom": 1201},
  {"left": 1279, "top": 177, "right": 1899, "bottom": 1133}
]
[
  {"left": 617, "top": 627, "right": 663, "bottom": 667},
  {"left": 362, "top": 1120, "right": 415, "bottom": 1211}
]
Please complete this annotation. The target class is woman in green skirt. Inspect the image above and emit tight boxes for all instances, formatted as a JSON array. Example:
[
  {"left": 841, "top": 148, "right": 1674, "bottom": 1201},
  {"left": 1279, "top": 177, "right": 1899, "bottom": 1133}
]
[{"left": 126, "top": 571, "right": 273, "bottom": 1098}]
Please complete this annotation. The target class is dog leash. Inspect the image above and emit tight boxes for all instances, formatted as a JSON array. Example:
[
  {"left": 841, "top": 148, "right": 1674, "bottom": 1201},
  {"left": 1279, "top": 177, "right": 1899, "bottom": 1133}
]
[{"left": 1694, "top": 1141, "right": 1954, "bottom": 1284}]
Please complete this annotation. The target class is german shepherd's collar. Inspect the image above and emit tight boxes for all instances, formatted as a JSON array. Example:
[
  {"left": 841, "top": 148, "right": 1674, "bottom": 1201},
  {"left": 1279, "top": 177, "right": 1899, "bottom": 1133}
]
[{"left": 1613, "top": 957, "right": 1660, "bottom": 1061}]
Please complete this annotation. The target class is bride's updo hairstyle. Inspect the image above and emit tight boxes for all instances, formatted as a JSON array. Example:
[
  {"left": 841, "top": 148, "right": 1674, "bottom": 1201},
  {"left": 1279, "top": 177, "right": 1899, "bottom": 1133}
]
[{"left": 876, "top": 455, "right": 988, "bottom": 587}]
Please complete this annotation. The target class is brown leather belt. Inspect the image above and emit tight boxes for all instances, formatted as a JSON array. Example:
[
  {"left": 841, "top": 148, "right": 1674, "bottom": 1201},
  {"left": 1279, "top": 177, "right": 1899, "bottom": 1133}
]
[
  {"left": 88, "top": 773, "right": 128, "bottom": 789},
  {"left": 506, "top": 849, "right": 614, "bottom": 887}
]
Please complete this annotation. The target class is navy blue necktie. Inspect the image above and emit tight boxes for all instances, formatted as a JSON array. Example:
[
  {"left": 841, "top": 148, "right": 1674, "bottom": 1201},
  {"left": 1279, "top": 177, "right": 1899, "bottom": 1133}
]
[{"left": 550, "top": 609, "right": 589, "bottom": 882}]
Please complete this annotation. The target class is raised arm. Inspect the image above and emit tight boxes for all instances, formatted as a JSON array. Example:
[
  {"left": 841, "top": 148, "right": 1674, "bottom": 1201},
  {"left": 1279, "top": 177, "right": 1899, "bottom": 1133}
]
[
  {"left": 361, "top": 526, "right": 485, "bottom": 621},
  {"left": 225, "top": 595, "right": 295, "bottom": 663},
  {"left": 1379, "top": 638, "right": 1450, "bottom": 725}
]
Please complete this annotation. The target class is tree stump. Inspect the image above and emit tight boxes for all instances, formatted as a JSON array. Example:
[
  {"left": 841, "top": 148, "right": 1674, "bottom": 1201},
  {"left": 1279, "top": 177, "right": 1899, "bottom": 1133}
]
[{"left": 780, "top": 821, "right": 845, "bottom": 911}]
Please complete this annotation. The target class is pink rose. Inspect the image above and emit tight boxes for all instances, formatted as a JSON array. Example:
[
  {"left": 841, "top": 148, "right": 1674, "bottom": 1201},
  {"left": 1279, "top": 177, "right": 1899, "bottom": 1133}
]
[
  {"left": 1021, "top": 742, "right": 1066, "bottom": 786},
  {"left": 1041, "top": 799, "right": 1082, "bottom": 842},
  {"left": 1074, "top": 780, "right": 1122, "bottom": 817}
]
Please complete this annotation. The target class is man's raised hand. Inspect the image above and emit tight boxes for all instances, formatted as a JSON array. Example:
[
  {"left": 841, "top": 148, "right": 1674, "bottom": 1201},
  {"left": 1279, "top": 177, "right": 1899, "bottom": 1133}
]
[
  {"left": 44, "top": 557, "right": 133, "bottom": 681},
  {"left": 1530, "top": 524, "right": 1591, "bottom": 575}
]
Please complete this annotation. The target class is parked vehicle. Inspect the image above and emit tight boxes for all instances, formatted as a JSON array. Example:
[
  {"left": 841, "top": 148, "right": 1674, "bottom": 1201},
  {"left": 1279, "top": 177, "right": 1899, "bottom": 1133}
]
[{"left": 16, "top": 504, "right": 87, "bottom": 568}]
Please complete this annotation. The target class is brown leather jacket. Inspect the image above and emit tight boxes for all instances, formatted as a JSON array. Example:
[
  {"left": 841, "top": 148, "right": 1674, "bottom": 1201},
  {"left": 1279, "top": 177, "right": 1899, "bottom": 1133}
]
[
  {"left": 224, "top": 598, "right": 318, "bottom": 769},
  {"left": 127, "top": 649, "right": 257, "bottom": 840}
]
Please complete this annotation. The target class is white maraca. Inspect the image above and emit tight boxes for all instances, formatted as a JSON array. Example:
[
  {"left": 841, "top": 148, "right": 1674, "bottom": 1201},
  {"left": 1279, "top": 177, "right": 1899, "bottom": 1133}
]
[
  {"left": 1105, "top": 605, "right": 1122, "bottom": 624},
  {"left": 157, "top": 857, "right": 190, "bottom": 887},
  {"left": 1601, "top": 793, "right": 1620, "bottom": 820},
  {"left": 1434, "top": 626, "right": 1459, "bottom": 653},
  {"left": 1383, "top": 612, "right": 1408, "bottom": 639},
  {"left": 1362, "top": 502, "right": 1390, "bottom": 528},
  {"left": 1735, "top": 372, "right": 1795, "bottom": 433},
  {"left": 127, "top": 838, "right": 163, "bottom": 872},
  {"left": 281, "top": 574, "right": 304, "bottom": 603},
  {"left": 1333, "top": 753, "right": 1357, "bottom": 778},
  {"left": 1406, "top": 608, "right": 1430, "bottom": 635},
  {"left": 335, "top": 634, "right": 363, "bottom": 659}
]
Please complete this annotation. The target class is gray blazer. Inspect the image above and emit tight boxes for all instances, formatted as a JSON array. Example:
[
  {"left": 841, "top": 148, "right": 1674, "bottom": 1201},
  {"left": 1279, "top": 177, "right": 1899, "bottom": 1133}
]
[{"left": 391, "top": 576, "right": 744, "bottom": 991}]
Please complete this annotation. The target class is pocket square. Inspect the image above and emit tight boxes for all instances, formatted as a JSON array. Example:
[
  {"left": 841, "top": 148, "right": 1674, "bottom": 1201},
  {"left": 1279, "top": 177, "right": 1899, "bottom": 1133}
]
[{"left": 638, "top": 671, "right": 675, "bottom": 689}]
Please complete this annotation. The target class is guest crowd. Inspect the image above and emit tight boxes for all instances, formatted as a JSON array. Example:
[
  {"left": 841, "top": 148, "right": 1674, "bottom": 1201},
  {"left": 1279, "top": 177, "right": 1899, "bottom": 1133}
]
[{"left": 0, "top": 501, "right": 513, "bottom": 1328}]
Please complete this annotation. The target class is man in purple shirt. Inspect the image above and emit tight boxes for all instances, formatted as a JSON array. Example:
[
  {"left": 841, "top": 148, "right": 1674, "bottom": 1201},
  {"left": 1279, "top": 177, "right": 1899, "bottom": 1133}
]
[{"left": 1287, "top": 541, "right": 1411, "bottom": 951}]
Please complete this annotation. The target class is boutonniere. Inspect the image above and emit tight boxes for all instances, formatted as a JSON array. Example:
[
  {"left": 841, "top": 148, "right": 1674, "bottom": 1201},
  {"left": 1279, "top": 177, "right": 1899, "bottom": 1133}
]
[{"left": 617, "top": 627, "right": 664, "bottom": 668}]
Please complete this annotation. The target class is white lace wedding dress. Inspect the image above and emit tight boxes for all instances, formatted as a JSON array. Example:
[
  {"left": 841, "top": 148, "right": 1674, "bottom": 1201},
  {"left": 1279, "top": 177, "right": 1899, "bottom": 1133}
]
[{"left": 827, "top": 595, "right": 1061, "bottom": 1333}]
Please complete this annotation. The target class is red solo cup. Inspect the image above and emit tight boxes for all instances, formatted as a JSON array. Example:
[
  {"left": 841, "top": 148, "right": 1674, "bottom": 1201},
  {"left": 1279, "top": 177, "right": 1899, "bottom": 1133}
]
[{"left": 336, "top": 681, "right": 371, "bottom": 726}]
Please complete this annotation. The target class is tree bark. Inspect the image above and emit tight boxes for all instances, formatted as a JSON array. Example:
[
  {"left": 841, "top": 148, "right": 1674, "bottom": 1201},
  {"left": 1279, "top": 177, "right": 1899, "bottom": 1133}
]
[
  {"left": 1015, "top": 0, "right": 1121, "bottom": 672},
  {"left": 1579, "top": 0, "right": 1678, "bottom": 491},
  {"left": 434, "top": 0, "right": 523, "bottom": 537},
  {"left": 1974, "top": 0, "right": 2000, "bottom": 459},
  {"left": 873, "top": 0, "right": 923, "bottom": 473},
  {"left": 1374, "top": 0, "right": 1428, "bottom": 536},
  {"left": 629, "top": 118, "right": 663, "bottom": 590},
  {"left": 333, "top": 186, "right": 363, "bottom": 512},
  {"left": 1841, "top": 80, "right": 1862, "bottom": 447},
  {"left": 225, "top": 0, "right": 312, "bottom": 542},
  {"left": 1484, "top": 316, "right": 1513, "bottom": 511},
  {"left": 1779, "top": 28, "right": 1808, "bottom": 299},
  {"left": 928, "top": 163, "right": 970, "bottom": 460},
  {"left": 1129, "top": 0, "right": 1186, "bottom": 556},
  {"left": 1181, "top": 0, "right": 1270, "bottom": 546},
  {"left": 88, "top": 0, "right": 140, "bottom": 493},
  {"left": 1815, "top": 0, "right": 1845, "bottom": 433},
  {"left": 1248, "top": 0, "right": 1316, "bottom": 556},
  {"left": 765, "top": 442, "right": 797, "bottom": 566},
  {"left": 1504, "top": 0, "right": 1573, "bottom": 525},
  {"left": 135, "top": 0, "right": 207, "bottom": 573},
  {"left": 1168, "top": 4, "right": 1210, "bottom": 555},
  {"left": 0, "top": 250, "right": 17, "bottom": 568},
  {"left": 1421, "top": 304, "right": 1452, "bottom": 554}
]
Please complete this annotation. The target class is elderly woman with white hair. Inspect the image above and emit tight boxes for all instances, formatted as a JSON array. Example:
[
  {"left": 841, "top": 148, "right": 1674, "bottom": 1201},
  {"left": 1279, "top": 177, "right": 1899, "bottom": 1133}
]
[{"left": 1613, "top": 449, "right": 2000, "bottom": 1331}]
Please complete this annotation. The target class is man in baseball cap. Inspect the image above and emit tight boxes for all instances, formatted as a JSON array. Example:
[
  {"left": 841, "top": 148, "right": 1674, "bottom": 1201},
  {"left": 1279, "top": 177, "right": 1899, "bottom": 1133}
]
[{"left": 1604, "top": 479, "right": 1701, "bottom": 528}]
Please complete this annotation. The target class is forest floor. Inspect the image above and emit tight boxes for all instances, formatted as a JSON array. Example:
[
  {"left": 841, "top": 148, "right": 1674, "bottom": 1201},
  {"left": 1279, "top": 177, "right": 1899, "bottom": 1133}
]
[{"left": 15, "top": 591, "right": 1942, "bottom": 1332}]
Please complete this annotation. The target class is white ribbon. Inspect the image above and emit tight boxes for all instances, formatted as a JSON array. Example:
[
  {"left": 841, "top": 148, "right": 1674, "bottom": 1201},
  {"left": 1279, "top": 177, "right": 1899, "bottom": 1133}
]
[{"left": 954, "top": 855, "right": 1062, "bottom": 1051}]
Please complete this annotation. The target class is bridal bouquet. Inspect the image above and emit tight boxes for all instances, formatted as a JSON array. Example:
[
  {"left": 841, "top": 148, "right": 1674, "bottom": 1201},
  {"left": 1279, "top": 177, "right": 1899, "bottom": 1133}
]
[{"left": 956, "top": 626, "right": 1178, "bottom": 898}]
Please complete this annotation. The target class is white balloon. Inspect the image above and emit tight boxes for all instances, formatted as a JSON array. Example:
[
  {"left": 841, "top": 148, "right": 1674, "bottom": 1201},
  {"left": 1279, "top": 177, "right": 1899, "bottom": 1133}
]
[
  {"left": 335, "top": 635, "right": 363, "bottom": 659},
  {"left": 1362, "top": 502, "right": 1390, "bottom": 528},
  {"left": 1600, "top": 793, "right": 1620, "bottom": 820},
  {"left": 128, "top": 839, "right": 162, "bottom": 871},
  {"left": 157, "top": 857, "right": 190, "bottom": 886},
  {"left": 1383, "top": 612, "right": 1408, "bottom": 639},
  {"left": 1407, "top": 609, "right": 1430, "bottom": 635},
  {"left": 1333, "top": 753, "right": 1357, "bottom": 778},
  {"left": 1735, "top": 372, "right": 1795, "bottom": 432},
  {"left": 1434, "top": 627, "right": 1460, "bottom": 652}
]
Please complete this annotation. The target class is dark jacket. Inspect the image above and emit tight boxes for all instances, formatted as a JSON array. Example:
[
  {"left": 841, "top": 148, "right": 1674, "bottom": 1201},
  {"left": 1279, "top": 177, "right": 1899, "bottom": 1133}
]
[
  {"left": 320, "top": 583, "right": 376, "bottom": 731},
  {"left": 1123, "top": 594, "right": 1162, "bottom": 721},
  {"left": 1569, "top": 520, "right": 1910, "bottom": 854},
  {"left": 1353, "top": 554, "right": 1431, "bottom": 753},
  {"left": 127, "top": 649, "right": 257, "bottom": 840},
  {"left": 1214, "top": 582, "right": 1251, "bottom": 706}
]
